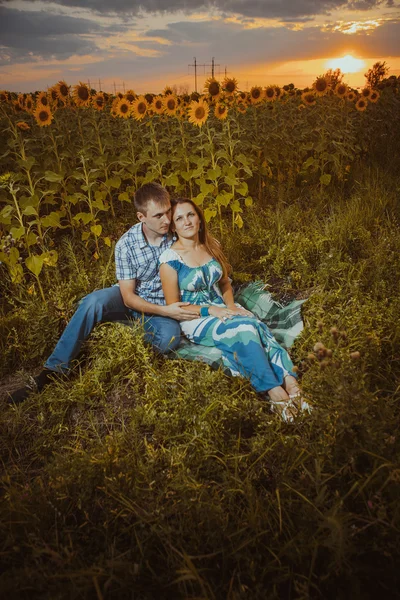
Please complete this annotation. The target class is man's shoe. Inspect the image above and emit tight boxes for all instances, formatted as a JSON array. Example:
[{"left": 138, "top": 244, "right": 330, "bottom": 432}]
[{"left": 7, "top": 369, "right": 57, "bottom": 405}]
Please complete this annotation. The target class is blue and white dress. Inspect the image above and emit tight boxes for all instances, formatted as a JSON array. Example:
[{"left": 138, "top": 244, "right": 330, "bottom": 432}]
[{"left": 159, "top": 248, "right": 296, "bottom": 392}]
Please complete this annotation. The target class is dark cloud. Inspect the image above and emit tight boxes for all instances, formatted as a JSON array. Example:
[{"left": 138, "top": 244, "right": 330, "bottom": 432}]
[
  {"left": 1, "top": 0, "right": 394, "bottom": 19},
  {"left": 0, "top": 6, "right": 128, "bottom": 65}
]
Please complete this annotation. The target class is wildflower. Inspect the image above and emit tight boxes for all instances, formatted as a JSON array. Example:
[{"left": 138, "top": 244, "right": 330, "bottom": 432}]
[
  {"left": 350, "top": 351, "right": 361, "bottom": 361},
  {"left": 163, "top": 86, "right": 173, "bottom": 95}
]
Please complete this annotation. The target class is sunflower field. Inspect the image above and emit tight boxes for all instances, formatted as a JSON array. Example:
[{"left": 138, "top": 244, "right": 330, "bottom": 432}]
[
  {"left": 1, "top": 74, "right": 399, "bottom": 297},
  {"left": 1, "top": 73, "right": 400, "bottom": 599}
]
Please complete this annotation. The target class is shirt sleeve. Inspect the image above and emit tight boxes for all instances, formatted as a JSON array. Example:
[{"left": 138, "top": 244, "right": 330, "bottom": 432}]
[{"left": 115, "top": 238, "right": 137, "bottom": 280}]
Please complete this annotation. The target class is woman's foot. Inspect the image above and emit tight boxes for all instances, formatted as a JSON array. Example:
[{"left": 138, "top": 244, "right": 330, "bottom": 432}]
[
  {"left": 283, "top": 375, "right": 312, "bottom": 414},
  {"left": 283, "top": 374, "right": 301, "bottom": 396},
  {"left": 267, "top": 386, "right": 298, "bottom": 422}
]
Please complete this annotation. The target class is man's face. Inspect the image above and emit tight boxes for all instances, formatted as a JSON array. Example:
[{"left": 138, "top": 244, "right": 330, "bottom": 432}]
[{"left": 137, "top": 200, "right": 172, "bottom": 238}]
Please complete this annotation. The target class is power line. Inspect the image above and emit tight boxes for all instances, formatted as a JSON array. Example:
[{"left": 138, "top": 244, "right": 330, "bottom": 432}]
[{"left": 188, "top": 57, "right": 222, "bottom": 92}]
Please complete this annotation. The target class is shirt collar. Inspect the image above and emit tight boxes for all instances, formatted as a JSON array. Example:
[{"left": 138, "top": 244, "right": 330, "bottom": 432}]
[{"left": 137, "top": 224, "right": 176, "bottom": 249}]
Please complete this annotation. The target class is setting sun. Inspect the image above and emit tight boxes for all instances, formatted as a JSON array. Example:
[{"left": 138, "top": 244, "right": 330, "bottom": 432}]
[{"left": 325, "top": 54, "right": 366, "bottom": 73}]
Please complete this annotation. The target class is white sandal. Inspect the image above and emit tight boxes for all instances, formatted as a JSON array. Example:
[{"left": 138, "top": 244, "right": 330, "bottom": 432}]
[
  {"left": 289, "top": 393, "right": 313, "bottom": 414},
  {"left": 269, "top": 397, "right": 298, "bottom": 422}
]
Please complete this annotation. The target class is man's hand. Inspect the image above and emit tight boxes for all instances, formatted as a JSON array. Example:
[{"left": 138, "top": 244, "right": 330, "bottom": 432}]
[{"left": 163, "top": 302, "right": 199, "bottom": 321}]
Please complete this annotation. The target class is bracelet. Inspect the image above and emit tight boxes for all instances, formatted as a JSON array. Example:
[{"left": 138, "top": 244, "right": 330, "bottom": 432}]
[{"left": 200, "top": 306, "right": 209, "bottom": 317}]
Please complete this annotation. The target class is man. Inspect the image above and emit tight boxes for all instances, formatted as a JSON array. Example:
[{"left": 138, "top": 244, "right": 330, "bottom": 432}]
[{"left": 8, "top": 183, "right": 198, "bottom": 404}]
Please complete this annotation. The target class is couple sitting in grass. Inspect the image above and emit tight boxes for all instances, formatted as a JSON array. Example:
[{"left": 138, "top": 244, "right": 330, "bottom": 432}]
[{"left": 9, "top": 183, "right": 308, "bottom": 421}]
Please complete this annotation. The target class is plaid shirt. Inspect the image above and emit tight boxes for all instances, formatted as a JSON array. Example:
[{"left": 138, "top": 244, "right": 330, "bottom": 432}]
[{"left": 115, "top": 223, "right": 175, "bottom": 305}]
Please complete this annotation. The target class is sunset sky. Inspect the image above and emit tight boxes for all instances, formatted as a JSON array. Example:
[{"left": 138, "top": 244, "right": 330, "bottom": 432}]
[{"left": 1, "top": 0, "right": 399, "bottom": 93}]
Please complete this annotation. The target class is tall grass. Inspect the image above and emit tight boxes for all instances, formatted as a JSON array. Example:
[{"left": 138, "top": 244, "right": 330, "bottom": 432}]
[{"left": 1, "top": 161, "right": 400, "bottom": 599}]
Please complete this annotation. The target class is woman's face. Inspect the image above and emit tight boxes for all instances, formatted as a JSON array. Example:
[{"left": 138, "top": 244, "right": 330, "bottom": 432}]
[{"left": 172, "top": 202, "right": 201, "bottom": 238}]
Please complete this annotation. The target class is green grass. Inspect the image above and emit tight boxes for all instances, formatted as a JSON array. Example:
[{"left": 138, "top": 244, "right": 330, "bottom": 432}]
[{"left": 1, "top": 163, "right": 400, "bottom": 599}]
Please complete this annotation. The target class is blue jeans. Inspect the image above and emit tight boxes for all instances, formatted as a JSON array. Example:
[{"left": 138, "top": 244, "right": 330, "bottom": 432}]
[{"left": 45, "top": 286, "right": 181, "bottom": 373}]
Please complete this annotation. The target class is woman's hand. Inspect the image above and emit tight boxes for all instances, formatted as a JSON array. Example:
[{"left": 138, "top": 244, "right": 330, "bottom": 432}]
[
  {"left": 208, "top": 306, "right": 237, "bottom": 322},
  {"left": 226, "top": 304, "right": 254, "bottom": 318}
]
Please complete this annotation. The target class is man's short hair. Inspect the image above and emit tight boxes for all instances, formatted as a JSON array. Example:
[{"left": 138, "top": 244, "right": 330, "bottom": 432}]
[{"left": 134, "top": 183, "right": 170, "bottom": 215}]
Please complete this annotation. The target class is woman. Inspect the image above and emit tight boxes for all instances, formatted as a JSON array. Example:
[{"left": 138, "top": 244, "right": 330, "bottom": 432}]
[{"left": 159, "top": 198, "right": 306, "bottom": 421}]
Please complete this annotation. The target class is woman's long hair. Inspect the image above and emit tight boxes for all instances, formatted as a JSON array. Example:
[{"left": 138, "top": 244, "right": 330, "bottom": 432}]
[{"left": 171, "top": 198, "right": 231, "bottom": 277}]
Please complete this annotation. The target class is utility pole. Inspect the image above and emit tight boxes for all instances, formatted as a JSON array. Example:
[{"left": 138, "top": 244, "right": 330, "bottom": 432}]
[
  {"left": 188, "top": 57, "right": 198, "bottom": 92},
  {"left": 189, "top": 57, "right": 222, "bottom": 92}
]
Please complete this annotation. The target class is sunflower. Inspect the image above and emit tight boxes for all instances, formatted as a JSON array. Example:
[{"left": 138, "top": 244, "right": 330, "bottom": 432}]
[
  {"left": 302, "top": 91, "right": 316, "bottom": 106},
  {"left": 188, "top": 99, "right": 209, "bottom": 127},
  {"left": 369, "top": 89, "right": 380, "bottom": 103},
  {"left": 236, "top": 101, "right": 247, "bottom": 114},
  {"left": 265, "top": 86, "right": 276, "bottom": 101},
  {"left": 110, "top": 98, "right": 120, "bottom": 117},
  {"left": 355, "top": 98, "right": 367, "bottom": 112},
  {"left": 249, "top": 86, "right": 264, "bottom": 104},
  {"left": 298, "top": 104, "right": 306, "bottom": 111},
  {"left": 34, "top": 105, "right": 53, "bottom": 127},
  {"left": 37, "top": 91, "right": 49, "bottom": 107},
  {"left": 55, "top": 80, "right": 70, "bottom": 101},
  {"left": 13, "top": 101, "right": 23, "bottom": 113},
  {"left": 190, "top": 91, "right": 200, "bottom": 102},
  {"left": 73, "top": 82, "right": 91, "bottom": 107},
  {"left": 346, "top": 91, "right": 357, "bottom": 102},
  {"left": 25, "top": 94, "right": 34, "bottom": 113},
  {"left": 222, "top": 76, "right": 238, "bottom": 94},
  {"left": 361, "top": 87, "right": 371, "bottom": 99},
  {"left": 17, "top": 93, "right": 25, "bottom": 108},
  {"left": 214, "top": 102, "right": 228, "bottom": 120},
  {"left": 163, "top": 86, "right": 174, "bottom": 96},
  {"left": 0, "top": 90, "right": 10, "bottom": 103},
  {"left": 92, "top": 92, "right": 105, "bottom": 111},
  {"left": 153, "top": 96, "right": 164, "bottom": 115},
  {"left": 274, "top": 87, "right": 283, "bottom": 99},
  {"left": 48, "top": 86, "right": 59, "bottom": 103},
  {"left": 204, "top": 78, "right": 221, "bottom": 101},
  {"left": 313, "top": 75, "right": 330, "bottom": 96},
  {"left": 131, "top": 96, "right": 148, "bottom": 121},
  {"left": 125, "top": 89, "right": 136, "bottom": 103},
  {"left": 335, "top": 82, "right": 348, "bottom": 98},
  {"left": 115, "top": 97, "right": 131, "bottom": 118},
  {"left": 163, "top": 95, "right": 178, "bottom": 116},
  {"left": 16, "top": 121, "right": 30, "bottom": 131},
  {"left": 145, "top": 93, "right": 154, "bottom": 105}
]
